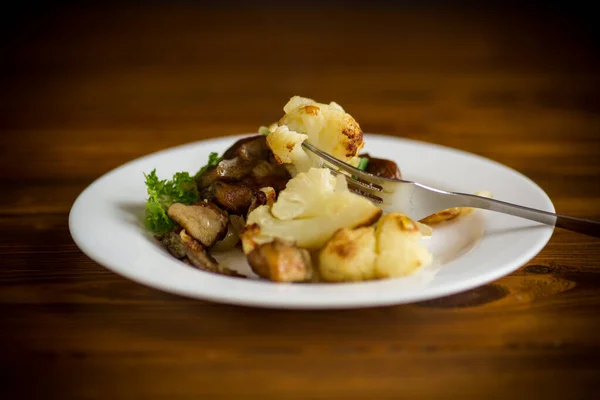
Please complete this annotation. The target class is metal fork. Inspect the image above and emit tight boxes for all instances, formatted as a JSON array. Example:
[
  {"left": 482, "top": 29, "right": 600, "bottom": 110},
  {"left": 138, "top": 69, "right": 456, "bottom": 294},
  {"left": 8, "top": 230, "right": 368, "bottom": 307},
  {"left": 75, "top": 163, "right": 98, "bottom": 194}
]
[{"left": 302, "top": 141, "right": 600, "bottom": 238}]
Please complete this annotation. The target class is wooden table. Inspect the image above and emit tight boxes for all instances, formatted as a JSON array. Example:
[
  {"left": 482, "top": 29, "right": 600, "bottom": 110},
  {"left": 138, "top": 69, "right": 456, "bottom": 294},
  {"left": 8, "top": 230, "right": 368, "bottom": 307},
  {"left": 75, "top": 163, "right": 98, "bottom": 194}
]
[{"left": 2, "top": 3, "right": 599, "bottom": 399}]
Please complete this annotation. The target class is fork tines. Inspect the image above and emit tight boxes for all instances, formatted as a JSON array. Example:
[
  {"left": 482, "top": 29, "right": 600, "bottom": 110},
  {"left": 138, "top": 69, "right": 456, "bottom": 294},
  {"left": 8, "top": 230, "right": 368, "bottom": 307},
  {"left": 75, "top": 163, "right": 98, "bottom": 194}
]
[{"left": 301, "top": 141, "right": 385, "bottom": 199}]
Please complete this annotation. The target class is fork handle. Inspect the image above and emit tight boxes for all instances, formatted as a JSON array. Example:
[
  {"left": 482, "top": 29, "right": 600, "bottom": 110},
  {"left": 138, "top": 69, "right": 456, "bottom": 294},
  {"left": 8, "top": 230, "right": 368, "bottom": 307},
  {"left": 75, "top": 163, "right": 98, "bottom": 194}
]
[{"left": 456, "top": 193, "right": 600, "bottom": 238}]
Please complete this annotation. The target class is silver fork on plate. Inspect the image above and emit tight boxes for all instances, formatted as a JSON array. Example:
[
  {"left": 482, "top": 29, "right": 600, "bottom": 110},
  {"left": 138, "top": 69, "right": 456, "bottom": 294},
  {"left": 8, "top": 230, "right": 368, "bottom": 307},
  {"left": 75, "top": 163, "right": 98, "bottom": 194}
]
[{"left": 301, "top": 141, "right": 600, "bottom": 238}]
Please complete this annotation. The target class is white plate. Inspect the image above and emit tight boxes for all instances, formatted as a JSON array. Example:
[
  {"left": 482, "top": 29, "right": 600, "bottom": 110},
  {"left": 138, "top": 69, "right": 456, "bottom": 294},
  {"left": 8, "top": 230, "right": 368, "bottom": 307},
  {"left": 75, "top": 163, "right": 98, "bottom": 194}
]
[{"left": 69, "top": 134, "right": 554, "bottom": 309}]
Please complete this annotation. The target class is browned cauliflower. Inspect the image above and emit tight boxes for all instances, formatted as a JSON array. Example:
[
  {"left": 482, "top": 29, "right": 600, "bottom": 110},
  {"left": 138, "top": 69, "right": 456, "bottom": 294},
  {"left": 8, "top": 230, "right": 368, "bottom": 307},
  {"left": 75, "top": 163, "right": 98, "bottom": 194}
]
[
  {"left": 266, "top": 125, "right": 311, "bottom": 174},
  {"left": 318, "top": 213, "right": 433, "bottom": 282},
  {"left": 420, "top": 191, "right": 493, "bottom": 225},
  {"left": 266, "top": 96, "right": 364, "bottom": 175},
  {"left": 241, "top": 168, "right": 382, "bottom": 252}
]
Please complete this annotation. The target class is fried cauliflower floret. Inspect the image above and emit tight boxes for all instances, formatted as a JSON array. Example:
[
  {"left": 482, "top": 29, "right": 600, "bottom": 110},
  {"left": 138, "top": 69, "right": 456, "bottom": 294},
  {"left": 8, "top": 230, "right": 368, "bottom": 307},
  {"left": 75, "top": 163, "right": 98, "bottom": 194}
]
[
  {"left": 266, "top": 96, "right": 364, "bottom": 174},
  {"left": 242, "top": 168, "right": 382, "bottom": 252},
  {"left": 318, "top": 226, "right": 378, "bottom": 282},
  {"left": 266, "top": 125, "right": 312, "bottom": 174},
  {"left": 318, "top": 213, "right": 432, "bottom": 282},
  {"left": 374, "top": 213, "right": 433, "bottom": 278},
  {"left": 281, "top": 96, "right": 363, "bottom": 164},
  {"left": 271, "top": 166, "right": 350, "bottom": 220}
]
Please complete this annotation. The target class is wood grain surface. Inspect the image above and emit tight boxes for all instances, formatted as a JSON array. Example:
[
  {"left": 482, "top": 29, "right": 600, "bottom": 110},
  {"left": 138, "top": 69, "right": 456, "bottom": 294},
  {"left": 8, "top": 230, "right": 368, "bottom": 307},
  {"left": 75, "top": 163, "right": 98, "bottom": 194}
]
[{"left": 1, "top": 3, "right": 599, "bottom": 399}]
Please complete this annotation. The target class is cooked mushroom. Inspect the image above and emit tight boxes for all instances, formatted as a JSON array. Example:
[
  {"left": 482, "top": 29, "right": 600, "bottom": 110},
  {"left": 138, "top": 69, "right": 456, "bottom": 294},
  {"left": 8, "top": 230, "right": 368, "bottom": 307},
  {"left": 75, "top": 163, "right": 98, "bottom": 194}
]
[
  {"left": 222, "top": 136, "right": 256, "bottom": 160},
  {"left": 196, "top": 165, "right": 221, "bottom": 189},
  {"left": 249, "top": 160, "right": 291, "bottom": 191},
  {"left": 196, "top": 134, "right": 291, "bottom": 193},
  {"left": 211, "top": 182, "right": 255, "bottom": 214},
  {"left": 360, "top": 153, "right": 402, "bottom": 180},
  {"left": 240, "top": 166, "right": 290, "bottom": 193},
  {"left": 197, "top": 157, "right": 256, "bottom": 189},
  {"left": 179, "top": 229, "right": 220, "bottom": 272},
  {"left": 222, "top": 135, "right": 270, "bottom": 161},
  {"left": 180, "top": 230, "right": 246, "bottom": 278},
  {"left": 216, "top": 157, "right": 255, "bottom": 181},
  {"left": 246, "top": 239, "right": 313, "bottom": 282},
  {"left": 155, "top": 227, "right": 186, "bottom": 259},
  {"left": 167, "top": 202, "right": 228, "bottom": 247},
  {"left": 251, "top": 160, "right": 286, "bottom": 180},
  {"left": 236, "top": 136, "right": 271, "bottom": 162}
]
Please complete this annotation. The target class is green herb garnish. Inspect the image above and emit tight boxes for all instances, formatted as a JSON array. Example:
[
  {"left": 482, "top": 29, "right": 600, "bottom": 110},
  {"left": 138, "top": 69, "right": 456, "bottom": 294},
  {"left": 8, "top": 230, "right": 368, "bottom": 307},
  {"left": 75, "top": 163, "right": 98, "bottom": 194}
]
[
  {"left": 144, "top": 170, "right": 199, "bottom": 235},
  {"left": 144, "top": 151, "right": 224, "bottom": 235},
  {"left": 357, "top": 157, "right": 369, "bottom": 171},
  {"left": 258, "top": 126, "right": 271, "bottom": 135}
]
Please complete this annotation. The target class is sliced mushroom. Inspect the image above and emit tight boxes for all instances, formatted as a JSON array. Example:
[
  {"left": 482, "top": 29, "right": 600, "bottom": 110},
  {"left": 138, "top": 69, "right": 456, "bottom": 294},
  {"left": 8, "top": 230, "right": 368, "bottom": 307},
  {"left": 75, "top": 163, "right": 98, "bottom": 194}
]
[
  {"left": 241, "top": 167, "right": 290, "bottom": 193},
  {"left": 180, "top": 230, "right": 247, "bottom": 278},
  {"left": 222, "top": 135, "right": 270, "bottom": 161},
  {"left": 360, "top": 153, "right": 402, "bottom": 180},
  {"left": 222, "top": 136, "right": 255, "bottom": 160},
  {"left": 155, "top": 227, "right": 186, "bottom": 259},
  {"left": 246, "top": 239, "right": 313, "bottom": 282},
  {"left": 196, "top": 135, "right": 290, "bottom": 193},
  {"left": 196, "top": 157, "right": 257, "bottom": 189},
  {"left": 196, "top": 165, "right": 221, "bottom": 189},
  {"left": 238, "top": 136, "right": 271, "bottom": 161},
  {"left": 250, "top": 160, "right": 291, "bottom": 191},
  {"left": 212, "top": 182, "right": 255, "bottom": 214},
  {"left": 216, "top": 157, "right": 255, "bottom": 181},
  {"left": 180, "top": 229, "right": 220, "bottom": 272},
  {"left": 250, "top": 160, "right": 286, "bottom": 180},
  {"left": 167, "top": 202, "right": 228, "bottom": 248}
]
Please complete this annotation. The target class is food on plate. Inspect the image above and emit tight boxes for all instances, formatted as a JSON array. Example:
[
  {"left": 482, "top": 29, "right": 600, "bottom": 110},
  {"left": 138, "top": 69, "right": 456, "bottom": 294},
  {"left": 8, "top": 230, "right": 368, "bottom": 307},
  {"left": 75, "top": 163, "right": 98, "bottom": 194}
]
[
  {"left": 247, "top": 239, "right": 314, "bottom": 282},
  {"left": 419, "top": 207, "right": 462, "bottom": 225},
  {"left": 266, "top": 126, "right": 311, "bottom": 174},
  {"left": 143, "top": 95, "right": 481, "bottom": 283},
  {"left": 373, "top": 213, "right": 433, "bottom": 278},
  {"left": 241, "top": 168, "right": 382, "bottom": 252},
  {"left": 195, "top": 135, "right": 290, "bottom": 193},
  {"left": 318, "top": 213, "right": 432, "bottom": 282},
  {"left": 419, "top": 190, "right": 493, "bottom": 225},
  {"left": 318, "top": 226, "right": 378, "bottom": 282},
  {"left": 167, "top": 202, "right": 228, "bottom": 247},
  {"left": 155, "top": 227, "right": 244, "bottom": 277},
  {"left": 266, "top": 96, "right": 364, "bottom": 175},
  {"left": 359, "top": 153, "right": 402, "bottom": 180}
]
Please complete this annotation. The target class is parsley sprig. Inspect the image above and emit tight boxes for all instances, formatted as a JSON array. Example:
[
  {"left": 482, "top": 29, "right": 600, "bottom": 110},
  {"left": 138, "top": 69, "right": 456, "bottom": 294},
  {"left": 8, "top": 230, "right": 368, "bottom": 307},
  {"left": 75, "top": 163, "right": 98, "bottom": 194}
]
[{"left": 144, "top": 152, "right": 222, "bottom": 235}]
